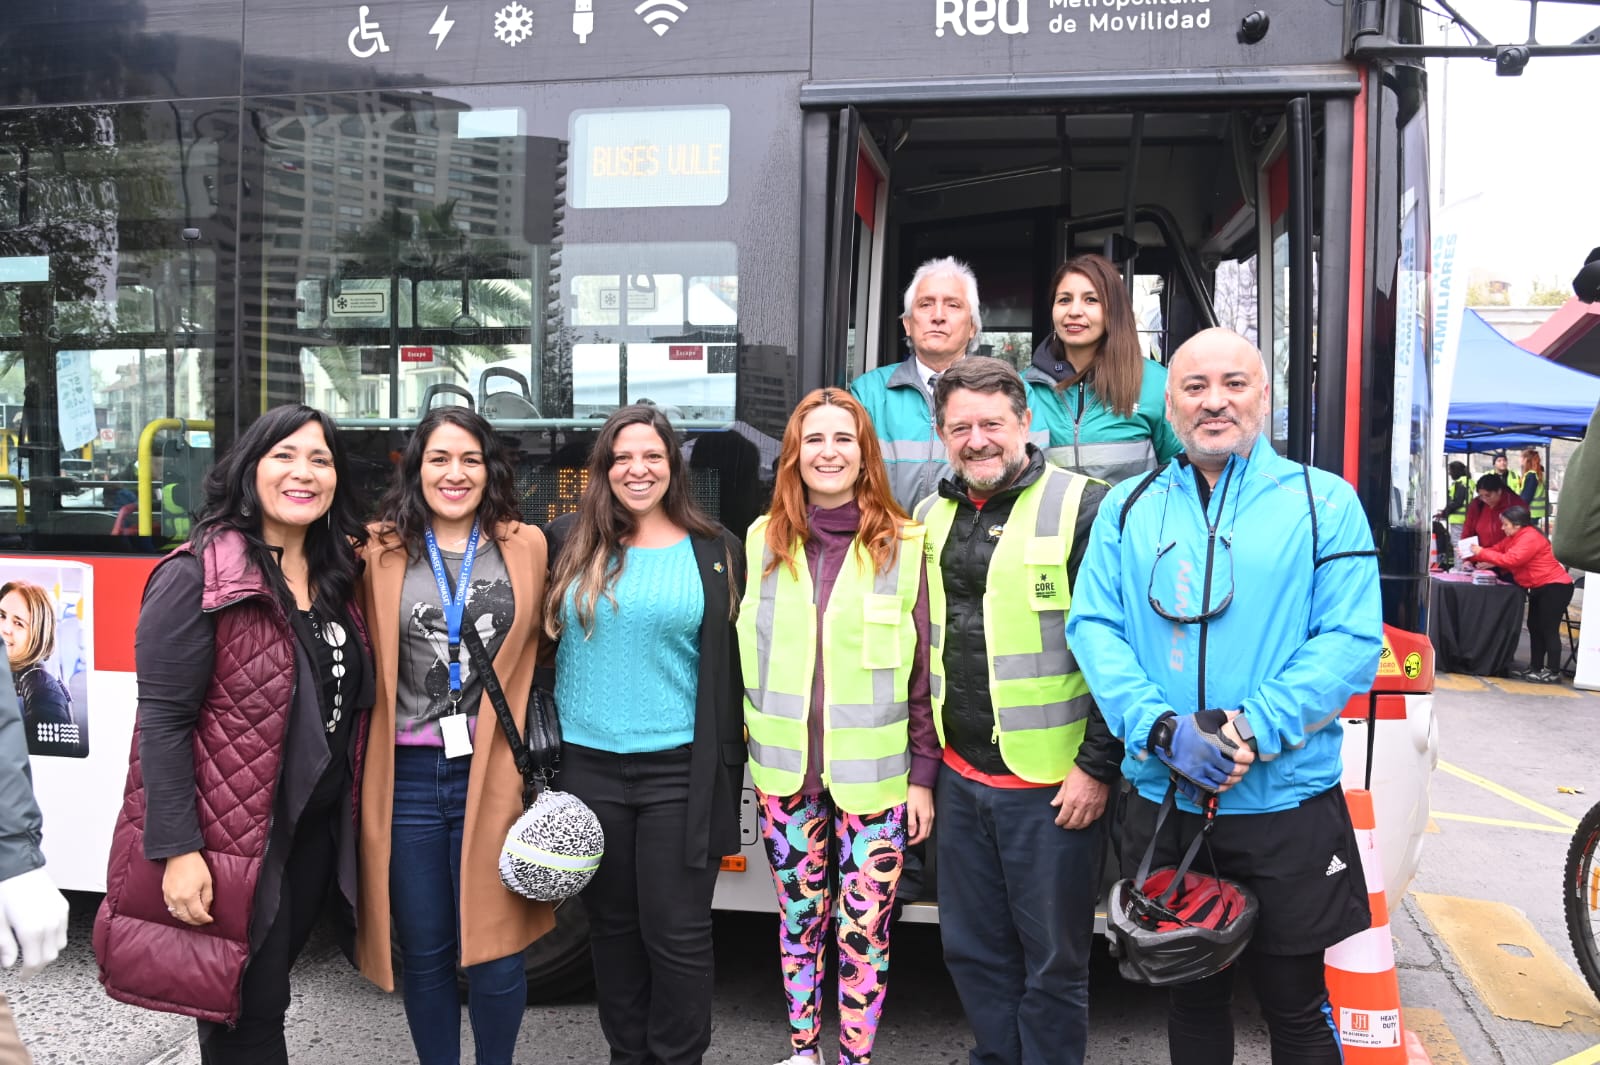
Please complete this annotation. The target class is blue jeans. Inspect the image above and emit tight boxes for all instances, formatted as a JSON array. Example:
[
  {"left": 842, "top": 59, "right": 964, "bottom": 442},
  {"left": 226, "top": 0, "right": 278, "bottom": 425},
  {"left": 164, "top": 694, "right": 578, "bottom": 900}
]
[
  {"left": 391, "top": 745, "right": 527, "bottom": 1065},
  {"left": 935, "top": 764, "right": 1104, "bottom": 1065}
]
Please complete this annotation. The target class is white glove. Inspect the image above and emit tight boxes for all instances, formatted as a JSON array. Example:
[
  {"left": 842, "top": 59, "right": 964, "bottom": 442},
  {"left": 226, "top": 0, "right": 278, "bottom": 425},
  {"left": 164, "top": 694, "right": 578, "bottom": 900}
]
[{"left": 0, "top": 866, "right": 69, "bottom": 975}]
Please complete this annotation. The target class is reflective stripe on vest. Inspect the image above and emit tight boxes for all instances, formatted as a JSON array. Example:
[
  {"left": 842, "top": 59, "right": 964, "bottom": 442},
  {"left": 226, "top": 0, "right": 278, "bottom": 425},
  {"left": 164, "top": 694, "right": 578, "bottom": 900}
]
[
  {"left": 736, "top": 518, "right": 923, "bottom": 813},
  {"left": 1042, "top": 438, "right": 1156, "bottom": 486},
  {"left": 1530, "top": 475, "right": 1548, "bottom": 521},
  {"left": 917, "top": 466, "right": 1095, "bottom": 784}
]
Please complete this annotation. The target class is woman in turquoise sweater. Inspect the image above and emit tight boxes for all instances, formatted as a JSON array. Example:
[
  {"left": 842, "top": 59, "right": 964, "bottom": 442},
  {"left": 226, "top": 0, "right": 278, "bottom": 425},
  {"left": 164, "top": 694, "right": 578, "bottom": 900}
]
[
  {"left": 1023, "top": 253, "right": 1182, "bottom": 484},
  {"left": 543, "top": 404, "right": 745, "bottom": 1065}
]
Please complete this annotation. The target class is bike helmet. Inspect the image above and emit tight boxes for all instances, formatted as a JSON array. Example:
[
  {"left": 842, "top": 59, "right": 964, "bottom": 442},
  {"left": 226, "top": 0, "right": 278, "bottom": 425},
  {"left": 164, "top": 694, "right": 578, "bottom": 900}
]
[
  {"left": 498, "top": 788, "right": 605, "bottom": 902},
  {"left": 1108, "top": 866, "right": 1259, "bottom": 986},
  {"left": 1108, "top": 777, "right": 1259, "bottom": 986}
]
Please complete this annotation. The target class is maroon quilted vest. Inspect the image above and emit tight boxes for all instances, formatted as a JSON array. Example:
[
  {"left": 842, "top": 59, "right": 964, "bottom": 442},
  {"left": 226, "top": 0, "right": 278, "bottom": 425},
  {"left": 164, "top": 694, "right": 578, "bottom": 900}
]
[{"left": 94, "top": 531, "right": 299, "bottom": 1024}]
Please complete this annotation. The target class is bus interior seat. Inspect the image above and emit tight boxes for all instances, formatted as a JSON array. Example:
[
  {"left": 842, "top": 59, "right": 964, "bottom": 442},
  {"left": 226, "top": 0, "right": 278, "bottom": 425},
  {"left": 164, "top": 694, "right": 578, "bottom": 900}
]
[{"left": 479, "top": 367, "right": 540, "bottom": 420}]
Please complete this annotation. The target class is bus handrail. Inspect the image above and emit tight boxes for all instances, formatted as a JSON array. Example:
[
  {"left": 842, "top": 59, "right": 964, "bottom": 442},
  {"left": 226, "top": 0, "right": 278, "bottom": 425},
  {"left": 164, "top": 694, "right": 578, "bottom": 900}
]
[
  {"left": 138, "top": 419, "right": 214, "bottom": 537},
  {"left": 0, "top": 475, "right": 24, "bottom": 525}
]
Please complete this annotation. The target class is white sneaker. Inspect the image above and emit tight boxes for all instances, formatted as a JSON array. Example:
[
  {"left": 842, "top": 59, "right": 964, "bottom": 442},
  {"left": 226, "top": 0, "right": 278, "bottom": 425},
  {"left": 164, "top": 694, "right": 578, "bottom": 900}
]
[{"left": 773, "top": 1056, "right": 816, "bottom": 1065}]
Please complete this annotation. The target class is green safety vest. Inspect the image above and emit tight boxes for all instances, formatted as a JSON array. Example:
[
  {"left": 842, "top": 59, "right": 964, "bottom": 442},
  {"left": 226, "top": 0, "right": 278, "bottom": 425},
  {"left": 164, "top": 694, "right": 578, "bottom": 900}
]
[
  {"left": 736, "top": 518, "right": 925, "bottom": 813},
  {"left": 1448, "top": 475, "right": 1470, "bottom": 528},
  {"left": 915, "top": 466, "right": 1094, "bottom": 784},
  {"left": 1504, "top": 469, "right": 1523, "bottom": 494}
]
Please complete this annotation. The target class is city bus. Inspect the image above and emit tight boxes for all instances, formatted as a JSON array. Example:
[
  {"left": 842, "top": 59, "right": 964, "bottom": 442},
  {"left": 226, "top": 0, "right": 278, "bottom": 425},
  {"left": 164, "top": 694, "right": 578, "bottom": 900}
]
[{"left": 3, "top": 0, "right": 1543, "bottom": 998}]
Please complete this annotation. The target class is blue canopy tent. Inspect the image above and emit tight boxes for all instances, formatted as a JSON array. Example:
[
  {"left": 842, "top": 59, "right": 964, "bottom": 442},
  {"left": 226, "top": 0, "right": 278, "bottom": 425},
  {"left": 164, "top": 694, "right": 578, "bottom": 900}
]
[{"left": 1444, "top": 309, "right": 1600, "bottom": 452}]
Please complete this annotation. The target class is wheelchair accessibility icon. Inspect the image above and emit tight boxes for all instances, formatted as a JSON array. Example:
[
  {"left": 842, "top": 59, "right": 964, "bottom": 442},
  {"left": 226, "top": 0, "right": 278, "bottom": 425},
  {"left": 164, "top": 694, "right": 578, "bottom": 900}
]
[{"left": 348, "top": 5, "right": 391, "bottom": 57}]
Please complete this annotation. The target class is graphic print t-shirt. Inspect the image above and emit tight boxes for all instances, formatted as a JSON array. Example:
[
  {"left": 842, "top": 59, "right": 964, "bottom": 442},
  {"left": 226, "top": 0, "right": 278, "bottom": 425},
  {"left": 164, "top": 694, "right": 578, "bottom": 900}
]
[{"left": 396, "top": 538, "right": 513, "bottom": 746}]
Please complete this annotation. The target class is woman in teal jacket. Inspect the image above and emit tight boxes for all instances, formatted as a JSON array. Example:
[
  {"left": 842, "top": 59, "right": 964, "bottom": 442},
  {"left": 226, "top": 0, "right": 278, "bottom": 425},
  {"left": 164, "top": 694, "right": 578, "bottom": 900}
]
[{"left": 1023, "top": 253, "right": 1182, "bottom": 484}]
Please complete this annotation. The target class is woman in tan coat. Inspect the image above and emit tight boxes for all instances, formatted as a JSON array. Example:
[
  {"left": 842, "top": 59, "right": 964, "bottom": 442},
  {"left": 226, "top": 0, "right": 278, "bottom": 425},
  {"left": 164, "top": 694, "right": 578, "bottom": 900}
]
[{"left": 356, "top": 407, "right": 553, "bottom": 1065}]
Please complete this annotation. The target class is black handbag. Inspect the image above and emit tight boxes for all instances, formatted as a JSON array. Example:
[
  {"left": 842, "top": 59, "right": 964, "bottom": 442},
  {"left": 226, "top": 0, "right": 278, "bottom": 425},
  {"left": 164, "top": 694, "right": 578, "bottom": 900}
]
[{"left": 461, "top": 626, "right": 603, "bottom": 901}]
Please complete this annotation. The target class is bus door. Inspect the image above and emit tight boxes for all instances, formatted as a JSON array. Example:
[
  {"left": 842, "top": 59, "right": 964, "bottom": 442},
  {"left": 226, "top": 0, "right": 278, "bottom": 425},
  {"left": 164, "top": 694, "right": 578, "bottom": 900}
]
[{"left": 823, "top": 108, "right": 890, "bottom": 387}]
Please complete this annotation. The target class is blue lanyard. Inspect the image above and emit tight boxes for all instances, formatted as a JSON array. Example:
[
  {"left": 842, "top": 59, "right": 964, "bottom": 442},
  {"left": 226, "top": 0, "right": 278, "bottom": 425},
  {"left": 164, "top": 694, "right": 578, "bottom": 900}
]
[{"left": 423, "top": 520, "right": 481, "bottom": 705}]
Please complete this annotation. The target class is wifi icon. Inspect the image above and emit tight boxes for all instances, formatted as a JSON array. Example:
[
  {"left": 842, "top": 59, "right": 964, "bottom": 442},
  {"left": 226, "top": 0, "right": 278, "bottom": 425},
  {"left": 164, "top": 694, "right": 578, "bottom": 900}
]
[{"left": 635, "top": 0, "right": 687, "bottom": 36}]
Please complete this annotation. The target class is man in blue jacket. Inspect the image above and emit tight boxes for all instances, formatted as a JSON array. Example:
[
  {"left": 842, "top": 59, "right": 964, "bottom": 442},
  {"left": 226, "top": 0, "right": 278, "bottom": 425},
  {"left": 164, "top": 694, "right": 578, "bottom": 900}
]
[
  {"left": 850, "top": 256, "right": 983, "bottom": 510},
  {"left": 1066, "top": 328, "right": 1382, "bottom": 1065}
]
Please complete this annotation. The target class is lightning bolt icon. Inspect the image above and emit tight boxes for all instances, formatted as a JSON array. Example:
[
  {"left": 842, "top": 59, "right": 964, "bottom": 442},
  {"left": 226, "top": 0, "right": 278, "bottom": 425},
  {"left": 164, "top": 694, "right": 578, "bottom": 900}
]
[{"left": 429, "top": 5, "right": 455, "bottom": 49}]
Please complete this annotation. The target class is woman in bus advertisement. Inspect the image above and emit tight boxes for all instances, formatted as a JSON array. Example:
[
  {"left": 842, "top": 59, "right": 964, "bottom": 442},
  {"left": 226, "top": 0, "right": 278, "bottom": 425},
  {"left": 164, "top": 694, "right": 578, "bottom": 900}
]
[
  {"left": 543, "top": 403, "right": 745, "bottom": 1065},
  {"left": 1023, "top": 252, "right": 1183, "bottom": 484},
  {"left": 738, "top": 387, "right": 938, "bottom": 1065},
  {"left": 354, "top": 406, "right": 553, "bottom": 1065},
  {"left": 0, "top": 576, "right": 88, "bottom": 758},
  {"left": 94, "top": 404, "right": 375, "bottom": 1065}
]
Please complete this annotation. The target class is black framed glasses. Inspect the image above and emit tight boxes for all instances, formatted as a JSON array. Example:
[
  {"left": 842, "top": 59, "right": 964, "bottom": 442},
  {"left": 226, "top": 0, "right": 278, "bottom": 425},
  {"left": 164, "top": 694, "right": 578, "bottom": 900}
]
[{"left": 1146, "top": 535, "right": 1235, "bottom": 624}]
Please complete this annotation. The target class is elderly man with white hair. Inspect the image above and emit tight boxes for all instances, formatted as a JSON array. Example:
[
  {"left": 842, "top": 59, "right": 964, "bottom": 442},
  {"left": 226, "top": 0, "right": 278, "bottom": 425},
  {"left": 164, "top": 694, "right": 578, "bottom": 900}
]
[{"left": 850, "top": 256, "right": 985, "bottom": 510}]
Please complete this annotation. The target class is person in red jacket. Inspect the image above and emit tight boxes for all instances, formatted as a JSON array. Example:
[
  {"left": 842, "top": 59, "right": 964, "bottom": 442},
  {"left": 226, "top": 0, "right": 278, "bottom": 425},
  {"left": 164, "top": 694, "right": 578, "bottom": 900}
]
[
  {"left": 1472, "top": 505, "right": 1575, "bottom": 683},
  {"left": 1462, "top": 473, "right": 1516, "bottom": 550}
]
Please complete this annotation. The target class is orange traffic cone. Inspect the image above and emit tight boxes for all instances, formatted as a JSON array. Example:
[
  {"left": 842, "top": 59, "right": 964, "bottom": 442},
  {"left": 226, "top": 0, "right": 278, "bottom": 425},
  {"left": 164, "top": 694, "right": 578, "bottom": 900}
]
[{"left": 1324, "top": 789, "right": 1427, "bottom": 1063}]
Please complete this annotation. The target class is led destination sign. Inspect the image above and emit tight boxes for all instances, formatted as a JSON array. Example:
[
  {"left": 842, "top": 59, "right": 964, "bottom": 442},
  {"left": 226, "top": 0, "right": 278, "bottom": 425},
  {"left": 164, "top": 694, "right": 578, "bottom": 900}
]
[{"left": 570, "top": 105, "right": 730, "bottom": 210}]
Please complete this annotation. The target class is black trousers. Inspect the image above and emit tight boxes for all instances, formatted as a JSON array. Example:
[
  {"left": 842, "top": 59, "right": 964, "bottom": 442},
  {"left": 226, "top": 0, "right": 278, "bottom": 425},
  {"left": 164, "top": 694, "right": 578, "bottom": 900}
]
[
  {"left": 560, "top": 743, "right": 720, "bottom": 1065},
  {"left": 1528, "top": 582, "right": 1575, "bottom": 672},
  {"left": 1168, "top": 952, "right": 1342, "bottom": 1065},
  {"left": 197, "top": 809, "right": 339, "bottom": 1065}
]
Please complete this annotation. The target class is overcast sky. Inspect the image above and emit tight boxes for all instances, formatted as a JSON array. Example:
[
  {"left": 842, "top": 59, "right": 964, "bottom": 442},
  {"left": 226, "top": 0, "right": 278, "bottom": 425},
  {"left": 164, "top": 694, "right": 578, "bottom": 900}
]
[{"left": 1426, "top": 1, "right": 1599, "bottom": 292}]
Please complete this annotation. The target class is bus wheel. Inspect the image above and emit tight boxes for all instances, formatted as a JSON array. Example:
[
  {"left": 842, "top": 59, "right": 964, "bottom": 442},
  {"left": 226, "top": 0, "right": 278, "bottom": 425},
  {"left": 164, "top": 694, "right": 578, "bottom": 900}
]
[{"left": 515, "top": 897, "right": 593, "bottom": 1003}]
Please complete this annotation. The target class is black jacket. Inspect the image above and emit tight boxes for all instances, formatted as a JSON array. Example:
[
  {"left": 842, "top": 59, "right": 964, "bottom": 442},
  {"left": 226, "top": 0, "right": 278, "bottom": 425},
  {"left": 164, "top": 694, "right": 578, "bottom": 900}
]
[
  {"left": 542, "top": 515, "right": 748, "bottom": 868},
  {"left": 934, "top": 447, "right": 1122, "bottom": 782}
]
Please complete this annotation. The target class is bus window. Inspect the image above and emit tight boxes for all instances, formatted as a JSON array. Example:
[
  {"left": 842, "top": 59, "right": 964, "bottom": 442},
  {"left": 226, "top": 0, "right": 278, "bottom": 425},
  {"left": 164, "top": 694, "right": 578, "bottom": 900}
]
[
  {"left": 243, "top": 79, "right": 800, "bottom": 531},
  {"left": 0, "top": 104, "right": 228, "bottom": 550}
]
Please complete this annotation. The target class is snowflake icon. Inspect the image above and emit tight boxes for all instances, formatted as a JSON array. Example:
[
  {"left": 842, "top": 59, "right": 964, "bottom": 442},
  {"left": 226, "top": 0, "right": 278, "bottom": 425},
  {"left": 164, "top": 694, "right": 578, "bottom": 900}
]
[{"left": 493, "top": 1, "right": 533, "bottom": 46}]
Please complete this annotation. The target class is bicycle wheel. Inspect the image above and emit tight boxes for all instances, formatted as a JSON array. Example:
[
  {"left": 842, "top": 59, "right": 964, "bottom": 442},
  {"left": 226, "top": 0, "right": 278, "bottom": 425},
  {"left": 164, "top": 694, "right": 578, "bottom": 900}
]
[{"left": 1563, "top": 800, "right": 1600, "bottom": 1000}]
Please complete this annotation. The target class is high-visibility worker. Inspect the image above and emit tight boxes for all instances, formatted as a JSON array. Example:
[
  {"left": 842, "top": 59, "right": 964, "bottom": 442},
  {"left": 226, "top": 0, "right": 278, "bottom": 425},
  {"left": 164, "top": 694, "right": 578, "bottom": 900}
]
[
  {"left": 1521, "top": 448, "right": 1549, "bottom": 525},
  {"left": 916, "top": 356, "right": 1120, "bottom": 1065},
  {"left": 738, "top": 387, "right": 940, "bottom": 1065}
]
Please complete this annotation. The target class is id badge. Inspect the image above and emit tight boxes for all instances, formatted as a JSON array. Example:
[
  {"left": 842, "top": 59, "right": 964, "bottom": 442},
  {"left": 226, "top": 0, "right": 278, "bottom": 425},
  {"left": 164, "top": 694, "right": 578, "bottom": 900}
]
[{"left": 440, "top": 713, "right": 472, "bottom": 759}]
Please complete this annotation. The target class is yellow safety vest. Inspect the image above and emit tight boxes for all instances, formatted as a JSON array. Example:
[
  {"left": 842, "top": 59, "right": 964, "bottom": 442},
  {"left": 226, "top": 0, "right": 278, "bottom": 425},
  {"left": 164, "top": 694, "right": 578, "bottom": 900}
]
[
  {"left": 1528, "top": 472, "right": 1548, "bottom": 522},
  {"left": 1504, "top": 469, "right": 1523, "bottom": 494},
  {"left": 736, "top": 517, "right": 925, "bottom": 813},
  {"left": 1447, "top": 475, "right": 1470, "bottom": 528},
  {"left": 915, "top": 465, "right": 1095, "bottom": 784}
]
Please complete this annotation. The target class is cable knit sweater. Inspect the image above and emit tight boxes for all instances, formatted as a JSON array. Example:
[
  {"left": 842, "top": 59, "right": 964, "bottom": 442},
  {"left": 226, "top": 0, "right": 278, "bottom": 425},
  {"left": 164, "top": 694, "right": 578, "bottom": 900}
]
[{"left": 555, "top": 536, "right": 704, "bottom": 753}]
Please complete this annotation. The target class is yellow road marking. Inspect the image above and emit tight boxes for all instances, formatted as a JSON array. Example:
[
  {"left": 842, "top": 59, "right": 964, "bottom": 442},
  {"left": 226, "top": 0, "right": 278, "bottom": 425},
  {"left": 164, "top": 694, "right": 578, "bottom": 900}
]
[
  {"left": 1413, "top": 894, "right": 1600, "bottom": 1030},
  {"left": 1552, "top": 1045, "right": 1600, "bottom": 1065},
  {"left": 1439, "top": 760, "right": 1581, "bottom": 829},
  {"left": 1435, "top": 672, "right": 1489, "bottom": 692},
  {"left": 1487, "top": 676, "right": 1581, "bottom": 698},
  {"left": 1431, "top": 811, "right": 1574, "bottom": 834},
  {"left": 1403, "top": 1007, "right": 1469, "bottom": 1065}
]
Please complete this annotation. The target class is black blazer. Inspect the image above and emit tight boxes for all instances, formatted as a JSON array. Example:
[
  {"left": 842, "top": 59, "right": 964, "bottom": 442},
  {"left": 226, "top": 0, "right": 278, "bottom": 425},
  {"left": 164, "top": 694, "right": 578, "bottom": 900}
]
[{"left": 542, "top": 515, "right": 748, "bottom": 869}]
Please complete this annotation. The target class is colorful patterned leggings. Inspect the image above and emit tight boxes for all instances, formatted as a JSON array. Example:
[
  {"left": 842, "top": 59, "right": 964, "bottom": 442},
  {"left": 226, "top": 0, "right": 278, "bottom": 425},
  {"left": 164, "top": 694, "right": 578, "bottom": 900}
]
[{"left": 756, "top": 789, "right": 908, "bottom": 1065}]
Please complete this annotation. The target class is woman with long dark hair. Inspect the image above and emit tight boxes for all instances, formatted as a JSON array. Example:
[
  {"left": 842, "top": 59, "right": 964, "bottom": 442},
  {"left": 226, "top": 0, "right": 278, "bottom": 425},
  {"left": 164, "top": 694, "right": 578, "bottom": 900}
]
[
  {"left": 741, "top": 388, "right": 938, "bottom": 1065},
  {"left": 356, "top": 406, "right": 553, "bottom": 1065},
  {"left": 1023, "top": 253, "right": 1182, "bottom": 483},
  {"left": 96, "top": 404, "right": 375, "bottom": 1064},
  {"left": 0, "top": 580, "right": 81, "bottom": 757},
  {"left": 543, "top": 404, "right": 745, "bottom": 1065}
]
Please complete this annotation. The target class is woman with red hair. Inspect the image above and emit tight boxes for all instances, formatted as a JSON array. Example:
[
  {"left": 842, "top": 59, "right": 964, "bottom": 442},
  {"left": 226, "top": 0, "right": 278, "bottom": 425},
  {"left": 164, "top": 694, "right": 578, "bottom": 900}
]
[{"left": 738, "top": 388, "right": 939, "bottom": 1065}]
